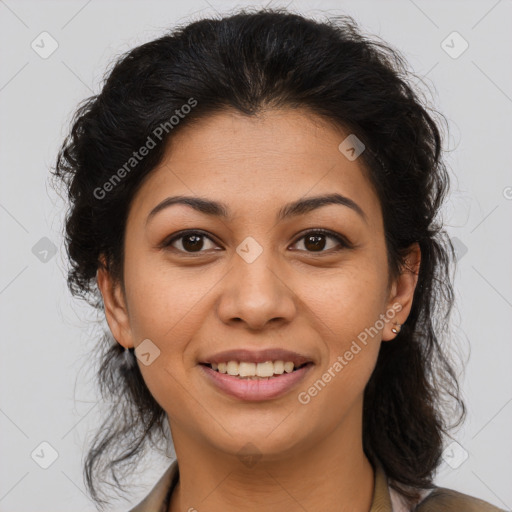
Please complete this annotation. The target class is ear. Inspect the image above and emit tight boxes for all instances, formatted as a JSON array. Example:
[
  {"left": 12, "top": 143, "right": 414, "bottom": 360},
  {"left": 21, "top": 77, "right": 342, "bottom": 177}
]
[
  {"left": 96, "top": 255, "right": 135, "bottom": 349},
  {"left": 382, "top": 242, "right": 421, "bottom": 342}
]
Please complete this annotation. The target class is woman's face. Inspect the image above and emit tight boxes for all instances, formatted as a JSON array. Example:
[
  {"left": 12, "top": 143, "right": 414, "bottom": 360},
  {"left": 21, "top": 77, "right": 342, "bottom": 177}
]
[{"left": 98, "top": 108, "right": 419, "bottom": 461}]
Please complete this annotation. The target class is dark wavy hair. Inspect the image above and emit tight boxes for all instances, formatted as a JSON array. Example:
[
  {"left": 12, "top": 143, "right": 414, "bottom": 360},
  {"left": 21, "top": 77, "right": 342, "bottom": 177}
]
[{"left": 51, "top": 7, "right": 466, "bottom": 509}]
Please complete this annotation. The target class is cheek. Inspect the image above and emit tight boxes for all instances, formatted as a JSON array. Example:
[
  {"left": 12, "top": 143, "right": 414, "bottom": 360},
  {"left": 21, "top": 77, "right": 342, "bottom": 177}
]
[
  {"left": 300, "top": 258, "right": 386, "bottom": 392},
  {"left": 304, "top": 255, "right": 388, "bottom": 339},
  {"left": 122, "top": 258, "right": 207, "bottom": 414},
  {"left": 123, "top": 250, "right": 206, "bottom": 343}
]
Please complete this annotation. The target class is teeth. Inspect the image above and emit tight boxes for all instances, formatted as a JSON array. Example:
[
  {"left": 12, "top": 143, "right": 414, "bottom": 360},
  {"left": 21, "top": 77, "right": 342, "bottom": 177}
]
[
  {"left": 256, "top": 361, "right": 274, "bottom": 377},
  {"left": 239, "top": 362, "right": 256, "bottom": 377},
  {"left": 209, "top": 360, "right": 304, "bottom": 377},
  {"left": 273, "top": 360, "right": 284, "bottom": 374},
  {"left": 227, "top": 361, "right": 238, "bottom": 376},
  {"left": 283, "top": 361, "right": 294, "bottom": 373}
]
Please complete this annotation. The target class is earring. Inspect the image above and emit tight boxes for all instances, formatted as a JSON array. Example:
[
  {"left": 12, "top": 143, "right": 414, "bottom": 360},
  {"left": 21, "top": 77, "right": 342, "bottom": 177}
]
[{"left": 391, "top": 322, "right": 401, "bottom": 334}]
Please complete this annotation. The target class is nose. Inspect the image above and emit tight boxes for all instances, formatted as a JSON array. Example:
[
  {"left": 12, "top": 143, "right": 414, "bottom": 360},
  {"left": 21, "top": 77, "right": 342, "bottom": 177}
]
[{"left": 215, "top": 251, "right": 297, "bottom": 331}]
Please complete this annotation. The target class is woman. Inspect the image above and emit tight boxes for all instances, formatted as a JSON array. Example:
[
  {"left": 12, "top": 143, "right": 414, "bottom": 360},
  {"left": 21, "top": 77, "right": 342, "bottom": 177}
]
[{"left": 52, "top": 8, "right": 505, "bottom": 512}]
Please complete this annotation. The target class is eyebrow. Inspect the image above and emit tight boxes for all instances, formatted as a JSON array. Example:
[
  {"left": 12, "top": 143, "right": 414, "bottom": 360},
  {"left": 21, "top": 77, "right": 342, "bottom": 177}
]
[{"left": 146, "top": 193, "right": 368, "bottom": 225}]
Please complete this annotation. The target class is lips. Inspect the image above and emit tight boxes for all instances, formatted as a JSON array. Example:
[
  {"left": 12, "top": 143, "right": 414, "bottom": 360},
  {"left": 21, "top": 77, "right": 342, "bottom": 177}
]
[
  {"left": 198, "top": 362, "right": 314, "bottom": 401},
  {"left": 197, "top": 347, "right": 314, "bottom": 401}
]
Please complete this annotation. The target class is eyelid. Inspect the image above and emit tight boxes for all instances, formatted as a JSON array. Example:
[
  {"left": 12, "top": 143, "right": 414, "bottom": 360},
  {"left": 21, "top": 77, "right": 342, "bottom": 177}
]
[{"left": 160, "top": 228, "right": 352, "bottom": 254}]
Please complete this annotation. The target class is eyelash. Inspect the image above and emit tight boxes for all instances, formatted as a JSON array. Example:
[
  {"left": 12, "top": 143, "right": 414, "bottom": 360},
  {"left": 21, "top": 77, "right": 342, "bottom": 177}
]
[{"left": 160, "top": 229, "right": 352, "bottom": 256}]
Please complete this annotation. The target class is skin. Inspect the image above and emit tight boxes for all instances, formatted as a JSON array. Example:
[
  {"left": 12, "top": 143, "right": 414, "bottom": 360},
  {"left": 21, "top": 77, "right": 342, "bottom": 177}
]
[{"left": 97, "top": 108, "right": 420, "bottom": 512}]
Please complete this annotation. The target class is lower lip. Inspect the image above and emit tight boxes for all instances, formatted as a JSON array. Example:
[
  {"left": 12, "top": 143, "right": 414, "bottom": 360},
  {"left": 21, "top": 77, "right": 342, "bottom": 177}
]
[{"left": 198, "top": 363, "right": 314, "bottom": 402}]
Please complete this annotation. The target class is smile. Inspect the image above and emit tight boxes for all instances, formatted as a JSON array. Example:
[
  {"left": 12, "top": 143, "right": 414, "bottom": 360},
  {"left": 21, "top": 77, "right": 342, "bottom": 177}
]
[
  {"left": 198, "top": 361, "right": 314, "bottom": 401},
  {"left": 205, "top": 360, "right": 307, "bottom": 377}
]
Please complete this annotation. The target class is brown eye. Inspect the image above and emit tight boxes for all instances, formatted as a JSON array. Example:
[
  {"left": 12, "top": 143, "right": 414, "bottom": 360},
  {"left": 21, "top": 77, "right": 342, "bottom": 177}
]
[
  {"left": 163, "top": 231, "right": 219, "bottom": 254},
  {"left": 162, "top": 228, "right": 351, "bottom": 256},
  {"left": 179, "top": 233, "right": 206, "bottom": 252},
  {"left": 291, "top": 229, "right": 350, "bottom": 253}
]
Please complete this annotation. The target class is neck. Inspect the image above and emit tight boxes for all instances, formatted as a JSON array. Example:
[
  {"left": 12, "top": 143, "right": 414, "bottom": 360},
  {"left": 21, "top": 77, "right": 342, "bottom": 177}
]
[{"left": 167, "top": 411, "right": 375, "bottom": 512}]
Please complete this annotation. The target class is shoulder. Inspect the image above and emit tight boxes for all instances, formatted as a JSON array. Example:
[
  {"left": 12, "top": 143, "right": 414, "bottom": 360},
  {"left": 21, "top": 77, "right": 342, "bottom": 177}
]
[
  {"left": 414, "top": 486, "right": 507, "bottom": 512},
  {"left": 127, "top": 459, "right": 179, "bottom": 512}
]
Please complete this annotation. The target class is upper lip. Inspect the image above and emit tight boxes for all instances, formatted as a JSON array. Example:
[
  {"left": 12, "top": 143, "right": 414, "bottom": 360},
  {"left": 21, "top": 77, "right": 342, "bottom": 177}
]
[{"left": 200, "top": 348, "right": 314, "bottom": 367}]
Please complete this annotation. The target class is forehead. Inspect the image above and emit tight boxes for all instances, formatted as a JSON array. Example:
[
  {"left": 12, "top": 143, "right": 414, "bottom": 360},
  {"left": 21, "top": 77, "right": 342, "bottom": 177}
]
[{"left": 128, "top": 108, "right": 382, "bottom": 229}]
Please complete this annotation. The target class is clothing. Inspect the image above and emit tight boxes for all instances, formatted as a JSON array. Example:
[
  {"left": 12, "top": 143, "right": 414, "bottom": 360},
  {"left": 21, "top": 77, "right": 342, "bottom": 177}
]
[{"left": 128, "top": 458, "right": 506, "bottom": 512}]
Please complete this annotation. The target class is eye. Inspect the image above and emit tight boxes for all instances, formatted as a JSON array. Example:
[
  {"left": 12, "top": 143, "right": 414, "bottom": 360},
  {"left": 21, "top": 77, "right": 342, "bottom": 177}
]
[
  {"left": 162, "top": 230, "right": 219, "bottom": 254},
  {"left": 161, "top": 228, "right": 351, "bottom": 255},
  {"left": 290, "top": 229, "right": 350, "bottom": 253}
]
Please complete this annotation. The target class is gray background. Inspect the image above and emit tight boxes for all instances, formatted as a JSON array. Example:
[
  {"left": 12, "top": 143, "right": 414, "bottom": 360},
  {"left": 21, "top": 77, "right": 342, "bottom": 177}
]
[{"left": 1, "top": 0, "right": 511, "bottom": 510}]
